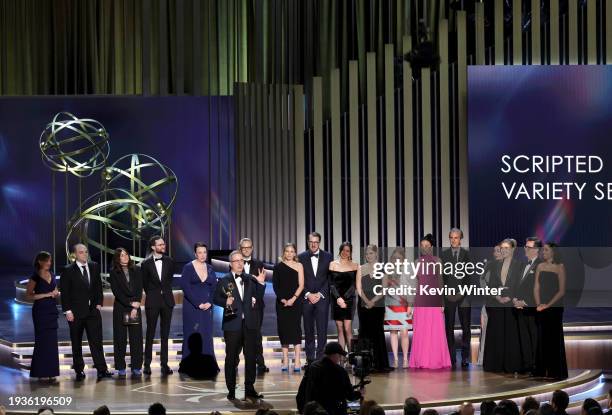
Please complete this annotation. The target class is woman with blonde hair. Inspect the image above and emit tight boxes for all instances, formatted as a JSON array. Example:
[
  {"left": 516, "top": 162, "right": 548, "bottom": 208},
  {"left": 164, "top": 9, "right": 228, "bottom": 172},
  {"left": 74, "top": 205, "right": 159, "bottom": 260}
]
[{"left": 272, "top": 242, "right": 305, "bottom": 371}]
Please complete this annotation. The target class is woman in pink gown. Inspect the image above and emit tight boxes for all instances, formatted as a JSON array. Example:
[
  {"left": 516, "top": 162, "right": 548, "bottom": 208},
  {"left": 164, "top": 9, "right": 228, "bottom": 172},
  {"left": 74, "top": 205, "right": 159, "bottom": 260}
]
[{"left": 409, "top": 234, "right": 452, "bottom": 369}]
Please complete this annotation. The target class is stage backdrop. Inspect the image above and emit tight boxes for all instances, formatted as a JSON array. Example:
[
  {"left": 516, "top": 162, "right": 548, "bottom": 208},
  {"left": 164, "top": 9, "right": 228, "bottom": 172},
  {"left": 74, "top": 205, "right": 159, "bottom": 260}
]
[
  {"left": 468, "top": 66, "right": 612, "bottom": 306},
  {"left": 0, "top": 96, "right": 235, "bottom": 267}
]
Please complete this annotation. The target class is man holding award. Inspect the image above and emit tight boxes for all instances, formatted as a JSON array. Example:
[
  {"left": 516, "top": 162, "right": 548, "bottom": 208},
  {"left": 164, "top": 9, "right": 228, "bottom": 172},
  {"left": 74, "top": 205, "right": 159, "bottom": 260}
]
[{"left": 213, "top": 250, "right": 266, "bottom": 402}]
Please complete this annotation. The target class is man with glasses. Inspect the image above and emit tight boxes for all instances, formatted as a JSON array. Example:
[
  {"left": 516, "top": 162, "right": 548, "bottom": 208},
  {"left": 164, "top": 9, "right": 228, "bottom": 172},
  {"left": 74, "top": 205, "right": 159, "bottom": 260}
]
[
  {"left": 298, "top": 232, "right": 333, "bottom": 367},
  {"left": 513, "top": 236, "right": 542, "bottom": 374},
  {"left": 238, "top": 237, "right": 269, "bottom": 374},
  {"left": 214, "top": 250, "right": 266, "bottom": 402}
]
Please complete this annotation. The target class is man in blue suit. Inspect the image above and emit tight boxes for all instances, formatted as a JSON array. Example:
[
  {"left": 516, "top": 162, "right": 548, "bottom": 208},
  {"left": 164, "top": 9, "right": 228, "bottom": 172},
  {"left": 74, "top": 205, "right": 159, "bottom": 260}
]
[
  {"left": 213, "top": 250, "right": 266, "bottom": 401},
  {"left": 298, "top": 232, "right": 333, "bottom": 367}
]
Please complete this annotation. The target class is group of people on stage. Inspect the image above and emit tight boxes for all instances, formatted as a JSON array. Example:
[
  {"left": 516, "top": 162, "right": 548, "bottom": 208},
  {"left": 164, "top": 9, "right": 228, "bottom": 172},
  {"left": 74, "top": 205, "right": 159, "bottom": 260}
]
[{"left": 25, "top": 228, "right": 568, "bottom": 393}]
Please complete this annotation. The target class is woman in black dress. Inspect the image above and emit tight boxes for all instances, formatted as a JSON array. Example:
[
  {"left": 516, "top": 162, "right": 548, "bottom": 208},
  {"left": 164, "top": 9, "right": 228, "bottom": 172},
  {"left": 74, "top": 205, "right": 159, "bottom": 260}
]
[
  {"left": 483, "top": 238, "right": 523, "bottom": 373},
  {"left": 109, "top": 247, "right": 144, "bottom": 377},
  {"left": 27, "top": 251, "right": 60, "bottom": 381},
  {"left": 357, "top": 244, "right": 392, "bottom": 372},
  {"left": 272, "top": 242, "right": 304, "bottom": 372},
  {"left": 534, "top": 242, "right": 568, "bottom": 379},
  {"left": 329, "top": 242, "right": 359, "bottom": 352}
]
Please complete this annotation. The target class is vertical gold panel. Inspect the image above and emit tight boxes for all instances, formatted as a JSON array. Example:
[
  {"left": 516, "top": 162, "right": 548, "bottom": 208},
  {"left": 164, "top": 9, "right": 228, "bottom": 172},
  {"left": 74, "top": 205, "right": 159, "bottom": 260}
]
[
  {"left": 313, "top": 77, "right": 325, "bottom": 234},
  {"left": 262, "top": 84, "right": 270, "bottom": 256},
  {"left": 475, "top": 3, "right": 485, "bottom": 65},
  {"left": 569, "top": 0, "right": 578, "bottom": 64},
  {"left": 366, "top": 52, "right": 378, "bottom": 245},
  {"left": 439, "top": 20, "right": 451, "bottom": 247},
  {"left": 457, "top": 11, "right": 469, "bottom": 244},
  {"left": 331, "top": 68, "right": 342, "bottom": 248},
  {"left": 294, "top": 85, "right": 306, "bottom": 253},
  {"left": 550, "top": 0, "right": 560, "bottom": 64},
  {"left": 254, "top": 84, "right": 264, "bottom": 249},
  {"left": 532, "top": 0, "right": 541, "bottom": 64},
  {"left": 607, "top": 0, "right": 612, "bottom": 63},
  {"left": 384, "top": 44, "right": 396, "bottom": 247},
  {"left": 402, "top": 36, "right": 414, "bottom": 247},
  {"left": 349, "top": 61, "right": 361, "bottom": 257},
  {"left": 274, "top": 84, "right": 283, "bottom": 258},
  {"left": 495, "top": 0, "right": 504, "bottom": 64},
  {"left": 587, "top": 0, "right": 597, "bottom": 63},
  {"left": 513, "top": 0, "right": 522, "bottom": 64},
  {"left": 237, "top": 84, "right": 246, "bottom": 240},
  {"left": 422, "top": 68, "right": 433, "bottom": 236}
]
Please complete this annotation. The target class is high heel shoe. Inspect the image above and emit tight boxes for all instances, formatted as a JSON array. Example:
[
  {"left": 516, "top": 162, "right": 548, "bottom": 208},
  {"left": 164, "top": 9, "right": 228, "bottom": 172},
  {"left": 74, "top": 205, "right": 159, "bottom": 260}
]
[{"left": 281, "top": 360, "right": 289, "bottom": 372}]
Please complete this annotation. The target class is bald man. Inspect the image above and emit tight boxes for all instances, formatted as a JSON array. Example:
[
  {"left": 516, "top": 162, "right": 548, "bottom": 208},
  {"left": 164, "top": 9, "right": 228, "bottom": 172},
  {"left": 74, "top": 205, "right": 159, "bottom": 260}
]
[{"left": 60, "top": 244, "right": 111, "bottom": 381}]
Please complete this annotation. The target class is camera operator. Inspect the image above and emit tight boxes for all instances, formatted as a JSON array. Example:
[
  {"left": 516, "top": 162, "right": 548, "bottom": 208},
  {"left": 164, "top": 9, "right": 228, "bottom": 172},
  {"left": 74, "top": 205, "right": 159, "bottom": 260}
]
[{"left": 297, "top": 342, "right": 364, "bottom": 415}]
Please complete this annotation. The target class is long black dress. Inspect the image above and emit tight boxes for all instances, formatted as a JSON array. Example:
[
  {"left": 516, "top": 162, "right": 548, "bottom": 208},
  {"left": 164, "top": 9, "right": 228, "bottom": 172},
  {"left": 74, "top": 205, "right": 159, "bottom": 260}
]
[
  {"left": 483, "top": 259, "right": 523, "bottom": 373},
  {"left": 357, "top": 273, "right": 389, "bottom": 370},
  {"left": 535, "top": 270, "right": 568, "bottom": 379},
  {"left": 329, "top": 270, "right": 356, "bottom": 321},
  {"left": 273, "top": 262, "right": 302, "bottom": 345},
  {"left": 30, "top": 273, "right": 60, "bottom": 378}
]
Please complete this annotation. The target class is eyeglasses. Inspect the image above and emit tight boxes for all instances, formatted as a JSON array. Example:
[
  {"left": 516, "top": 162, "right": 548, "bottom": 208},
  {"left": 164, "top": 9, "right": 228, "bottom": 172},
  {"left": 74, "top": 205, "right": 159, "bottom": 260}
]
[
  {"left": 308, "top": 240, "right": 320, "bottom": 244},
  {"left": 240, "top": 245, "right": 253, "bottom": 249}
]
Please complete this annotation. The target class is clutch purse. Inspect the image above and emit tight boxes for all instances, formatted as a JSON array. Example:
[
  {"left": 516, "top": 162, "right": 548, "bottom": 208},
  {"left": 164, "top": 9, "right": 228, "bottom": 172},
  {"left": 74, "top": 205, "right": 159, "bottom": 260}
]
[{"left": 123, "top": 310, "right": 141, "bottom": 325}]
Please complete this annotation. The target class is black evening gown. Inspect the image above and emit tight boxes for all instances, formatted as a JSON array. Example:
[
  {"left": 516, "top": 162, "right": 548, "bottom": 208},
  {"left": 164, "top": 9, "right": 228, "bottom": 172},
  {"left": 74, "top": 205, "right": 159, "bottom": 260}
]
[
  {"left": 357, "top": 274, "right": 389, "bottom": 370},
  {"left": 273, "top": 262, "right": 303, "bottom": 345},
  {"left": 30, "top": 273, "right": 60, "bottom": 378},
  {"left": 535, "top": 270, "right": 568, "bottom": 379},
  {"left": 483, "top": 260, "right": 523, "bottom": 373},
  {"left": 329, "top": 270, "right": 357, "bottom": 321}
]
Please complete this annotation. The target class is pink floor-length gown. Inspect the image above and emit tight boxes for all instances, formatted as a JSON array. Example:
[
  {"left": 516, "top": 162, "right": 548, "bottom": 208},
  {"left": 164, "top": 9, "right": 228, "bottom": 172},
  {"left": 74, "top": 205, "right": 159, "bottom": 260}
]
[{"left": 409, "top": 254, "right": 452, "bottom": 369}]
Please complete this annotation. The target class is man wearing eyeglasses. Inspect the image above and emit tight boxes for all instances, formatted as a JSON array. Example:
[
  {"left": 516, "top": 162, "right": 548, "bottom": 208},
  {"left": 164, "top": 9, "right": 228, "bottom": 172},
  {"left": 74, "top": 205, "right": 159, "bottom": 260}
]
[
  {"left": 513, "top": 236, "right": 542, "bottom": 375},
  {"left": 298, "top": 232, "right": 333, "bottom": 368},
  {"left": 214, "top": 250, "right": 266, "bottom": 402},
  {"left": 239, "top": 237, "right": 269, "bottom": 374}
]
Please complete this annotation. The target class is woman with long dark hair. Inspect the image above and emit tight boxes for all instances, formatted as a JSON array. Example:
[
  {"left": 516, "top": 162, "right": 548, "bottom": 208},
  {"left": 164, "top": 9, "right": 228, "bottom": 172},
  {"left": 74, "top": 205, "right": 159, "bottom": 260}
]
[
  {"left": 329, "top": 242, "right": 359, "bottom": 351},
  {"left": 534, "top": 242, "right": 568, "bottom": 379},
  {"left": 109, "top": 247, "right": 144, "bottom": 377},
  {"left": 27, "top": 251, "right": 60, "bottom": 381}
]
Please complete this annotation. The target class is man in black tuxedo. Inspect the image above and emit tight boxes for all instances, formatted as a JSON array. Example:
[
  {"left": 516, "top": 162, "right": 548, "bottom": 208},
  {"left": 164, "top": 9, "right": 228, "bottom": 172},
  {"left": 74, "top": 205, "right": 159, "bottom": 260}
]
[
  {"left": 239, "top": 237, "right": 269, "bottom": 374},
  {"left": 440, "top": 228, "right": 472, "bottom": 368},
  {"left": 60, "top": 244, "right": 112, "bottom": 381},
  {"left": 141, "top": 235, "right": 175, "bottom": 376},
  {"left": 298, "top": 232, "right": 333, "bottom": 366},
  {"left": 513, "top": 236, "right": 542, "bottom": 374},
  {"left": 213, "top": 250, "right": 266, "bottom": 401}
]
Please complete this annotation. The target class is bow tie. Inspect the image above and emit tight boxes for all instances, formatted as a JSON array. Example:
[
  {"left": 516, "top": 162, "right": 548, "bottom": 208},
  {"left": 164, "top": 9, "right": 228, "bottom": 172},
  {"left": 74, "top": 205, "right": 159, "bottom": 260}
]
[
  {"left": 310, "top": 252, "right": 319, "bottom": 258},
  {"left": 234, "top": 274, "right": 242, "bottom": 280},
  {"left": 244, "top": 259, "right": 251, "bottom": 265},
  {"left": 154, "top": 257, "right": 163, "bottom": 262}
]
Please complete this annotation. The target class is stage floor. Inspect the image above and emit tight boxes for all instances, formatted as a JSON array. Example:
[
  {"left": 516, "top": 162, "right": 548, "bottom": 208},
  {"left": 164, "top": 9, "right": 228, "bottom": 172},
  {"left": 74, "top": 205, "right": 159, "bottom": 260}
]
[{"left": 0, "top": 366, "right": 603, "bottom": 414}]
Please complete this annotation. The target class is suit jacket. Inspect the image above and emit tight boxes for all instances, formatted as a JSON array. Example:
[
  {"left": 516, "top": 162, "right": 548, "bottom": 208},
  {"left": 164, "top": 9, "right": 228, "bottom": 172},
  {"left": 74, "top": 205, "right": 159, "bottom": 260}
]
[
  {"left": 60, "top": 261, "right": 103, "bottom": 319},
  {"left": 515, "top": 257, "right": 542, "bottom": 307},
  {"left": 487, "top": 258, "right": 523, "bottom": 307},
  {"left": 243, "top": 257, "right": 265, "bottom": 311},
  {"left": 109, "top": 266, "right": 144, "bottom": 312},
  {"left": 298, "top": 250, "right": 333, "bottom": 298},
  {"left": 140, "top": 255, "right": 175, "bottom": 308},
  {"left": 440, "top": 247, "right": 472, "bottom": 304},
  {"left": 213, "top": 272, "right": 265, "bottom": 331}
]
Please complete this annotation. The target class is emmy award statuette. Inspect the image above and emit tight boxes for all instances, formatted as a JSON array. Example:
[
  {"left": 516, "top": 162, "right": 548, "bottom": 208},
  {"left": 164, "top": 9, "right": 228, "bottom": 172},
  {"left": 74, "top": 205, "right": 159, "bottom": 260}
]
[{"left": 224, "top": 282, "right": 237, "bottom": 318}]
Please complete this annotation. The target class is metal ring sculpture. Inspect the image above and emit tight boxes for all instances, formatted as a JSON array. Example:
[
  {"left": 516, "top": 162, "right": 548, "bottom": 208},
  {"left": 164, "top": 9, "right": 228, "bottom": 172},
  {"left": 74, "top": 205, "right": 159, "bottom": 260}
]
[
  {"left": 101, "top": 153, "right": 178, "bottom": 239},
  {"left": 39, "top": 112, "right": 110, "bottom": 177},
  {"left": 65, "top": 188, "right": 164, "bottom": 263}
]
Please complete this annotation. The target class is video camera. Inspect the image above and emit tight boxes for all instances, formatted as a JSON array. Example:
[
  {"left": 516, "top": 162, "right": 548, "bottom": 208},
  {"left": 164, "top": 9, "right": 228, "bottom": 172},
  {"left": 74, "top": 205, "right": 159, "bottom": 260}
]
[{"left": 348, "top": 338, "right": 373, "bottom": 387}]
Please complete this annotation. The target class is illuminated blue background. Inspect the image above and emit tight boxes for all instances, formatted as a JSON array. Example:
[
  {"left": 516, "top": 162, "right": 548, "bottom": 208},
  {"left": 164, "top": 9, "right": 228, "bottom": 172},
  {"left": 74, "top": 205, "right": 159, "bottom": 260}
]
[{"left": 0, "top": 96, "right": 235, "bottom": 267}]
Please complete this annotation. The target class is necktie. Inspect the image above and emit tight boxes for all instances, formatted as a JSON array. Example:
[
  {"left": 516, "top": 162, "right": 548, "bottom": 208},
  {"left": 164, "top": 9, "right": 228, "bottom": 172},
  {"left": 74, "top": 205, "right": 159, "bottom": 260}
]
[
  {"left": 454, "top": 250, "right": 459, "bottom": 261},
  {"left": 81, "top": 266, "right": 90, "bottom": 285}
]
